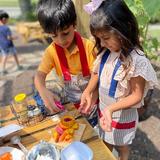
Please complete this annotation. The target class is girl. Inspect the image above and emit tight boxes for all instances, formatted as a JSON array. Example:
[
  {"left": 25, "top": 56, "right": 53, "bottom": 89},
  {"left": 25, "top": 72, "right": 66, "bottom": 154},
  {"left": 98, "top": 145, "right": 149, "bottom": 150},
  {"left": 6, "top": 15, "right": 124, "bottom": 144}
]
[{"left": 80, "top": 0, "right": 158, "bottom": 159}]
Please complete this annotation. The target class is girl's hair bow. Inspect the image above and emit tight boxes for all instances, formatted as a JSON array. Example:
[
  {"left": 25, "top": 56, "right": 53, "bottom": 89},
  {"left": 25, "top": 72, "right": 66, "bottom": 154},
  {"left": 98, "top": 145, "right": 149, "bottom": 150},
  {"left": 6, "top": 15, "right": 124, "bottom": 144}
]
[{"left": 83, "top": 0, "right": 104, "bottom": 15}]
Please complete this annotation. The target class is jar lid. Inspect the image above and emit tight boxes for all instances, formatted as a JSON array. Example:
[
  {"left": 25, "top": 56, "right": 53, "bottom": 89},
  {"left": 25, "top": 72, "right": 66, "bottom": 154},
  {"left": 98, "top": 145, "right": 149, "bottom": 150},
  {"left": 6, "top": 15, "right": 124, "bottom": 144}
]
[{"left": 14, "top": 93, "right": 26, "bottom": 102}]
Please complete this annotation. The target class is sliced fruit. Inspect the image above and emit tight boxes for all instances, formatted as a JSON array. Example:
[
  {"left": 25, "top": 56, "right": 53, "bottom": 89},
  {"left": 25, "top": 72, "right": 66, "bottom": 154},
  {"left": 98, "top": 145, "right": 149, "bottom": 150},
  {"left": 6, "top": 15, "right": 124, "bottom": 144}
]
[
  {"left": 64, "top": 134, "right": 72, "bottom": 141},
  {"left": 59, "top": 122, "right": 69, "bottom": 130},
  {"left": 59, "top": 131, "right": 68, "bottom": 142},
  {"left": 55, "top": 125, "right": 64, "bottom": 135},
  {"left": 66, "top": 128, "right": 74, "bottom": 135},
  {"left": 0, "top": 152, "right": 12, "bottom": 160},
  {"left": 53, "top": 130, "right": 59, "bottom": 142},
  {"left": 61, "top": 115, "right": 75, "bottom": 128},
  {"left": 72, "top": 122, "right": 79, "bottom": 130}
]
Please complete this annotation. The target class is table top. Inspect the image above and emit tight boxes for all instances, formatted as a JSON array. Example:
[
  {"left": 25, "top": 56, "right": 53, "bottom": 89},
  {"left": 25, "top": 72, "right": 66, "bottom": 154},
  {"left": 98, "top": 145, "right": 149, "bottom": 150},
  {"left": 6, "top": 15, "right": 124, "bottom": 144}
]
[{"left": 0, "top": 103, "right": 116, "bottom": 160}]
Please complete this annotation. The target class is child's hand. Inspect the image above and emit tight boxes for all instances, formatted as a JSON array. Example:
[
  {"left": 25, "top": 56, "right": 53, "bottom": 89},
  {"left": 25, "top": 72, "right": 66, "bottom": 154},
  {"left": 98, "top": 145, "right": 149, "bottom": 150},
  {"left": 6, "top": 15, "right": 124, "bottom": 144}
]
[
  {"left": 12, "top": 35, "right": 19, "bottom": 40},
  {"left": 40, "top": 88, "right": 61, "bottom": 114},
  {"left": 100, "top": 108, "right": 112, "bottom": 132},
  {"left": 79, "top": 91, "right": 92, "bottom": 114},
  {"left": 8, "top": 35, "right": 18, "bottom": 40}
]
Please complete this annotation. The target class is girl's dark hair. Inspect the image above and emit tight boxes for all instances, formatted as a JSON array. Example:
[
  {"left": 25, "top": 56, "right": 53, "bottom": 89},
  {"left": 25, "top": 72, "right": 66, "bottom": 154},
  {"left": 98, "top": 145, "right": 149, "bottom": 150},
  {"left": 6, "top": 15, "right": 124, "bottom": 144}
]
[
  {"left": 90, "top": 0, "right": 143, "bottom": 57},
  {"left": 37, "top": 0, "right": 77, "bottom": 34},
  {"left": 0, "top": 10, "right": 9, "bottom": 20}
]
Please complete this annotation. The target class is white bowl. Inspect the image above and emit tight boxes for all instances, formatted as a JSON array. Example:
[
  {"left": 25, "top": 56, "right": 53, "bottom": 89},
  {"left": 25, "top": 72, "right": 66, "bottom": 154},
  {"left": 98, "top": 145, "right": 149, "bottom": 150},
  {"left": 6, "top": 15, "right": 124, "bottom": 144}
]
[{"left": 26, "top": 141, "right": 60, "bottom": 160}]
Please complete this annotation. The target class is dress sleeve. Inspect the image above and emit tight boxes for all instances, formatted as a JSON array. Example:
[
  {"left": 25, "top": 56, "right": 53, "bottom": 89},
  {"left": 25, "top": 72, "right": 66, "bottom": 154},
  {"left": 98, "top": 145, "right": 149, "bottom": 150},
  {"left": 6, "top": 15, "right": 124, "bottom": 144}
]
[
  {"left": 114, "top": 50, "right": 159, "bottom": 100},
  {"left": 130, "top": 53, "right": 159, "bottom": 97},
  {"left": 132, "top": 56, "right": 158, "bottom": 84}
]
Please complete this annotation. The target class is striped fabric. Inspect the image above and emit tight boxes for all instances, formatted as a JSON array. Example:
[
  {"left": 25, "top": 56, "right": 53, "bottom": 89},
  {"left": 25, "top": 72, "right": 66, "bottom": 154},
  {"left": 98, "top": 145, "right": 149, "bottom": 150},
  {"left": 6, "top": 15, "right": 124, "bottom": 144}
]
[
  {"left": 98, "top": 86, "right": 138, "bottom": 146},
  {"left": 64, "top": 74, "right": 90, "bottom": 103}
]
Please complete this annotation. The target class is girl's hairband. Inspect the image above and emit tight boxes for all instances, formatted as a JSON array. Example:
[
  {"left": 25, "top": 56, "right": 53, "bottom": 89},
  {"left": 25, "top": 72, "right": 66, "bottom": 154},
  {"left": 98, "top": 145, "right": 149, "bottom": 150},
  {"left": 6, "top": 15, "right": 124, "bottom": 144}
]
[{"left": 83, "top": 0, "right": 104, "bottom": 15}]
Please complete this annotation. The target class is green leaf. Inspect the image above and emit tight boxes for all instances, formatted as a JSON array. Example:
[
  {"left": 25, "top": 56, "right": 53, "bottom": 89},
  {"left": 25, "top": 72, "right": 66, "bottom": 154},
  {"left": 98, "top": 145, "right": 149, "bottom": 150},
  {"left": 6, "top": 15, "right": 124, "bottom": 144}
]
[
  {"left": 142, "top": 0, "right": 160, "bottom": 17},
  {"left": 151, "top": 38, "right": 159, "bottom": 50},
  {"left": 125, "top": 0, "right": 159, "bottom": 61}
]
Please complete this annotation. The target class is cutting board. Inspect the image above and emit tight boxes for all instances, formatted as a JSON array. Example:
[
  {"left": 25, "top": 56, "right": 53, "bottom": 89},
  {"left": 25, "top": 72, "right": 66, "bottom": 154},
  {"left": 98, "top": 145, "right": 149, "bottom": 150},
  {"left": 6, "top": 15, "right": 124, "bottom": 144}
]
[{"left": 49, "top": 123, "right": 86, "bottom": 149}]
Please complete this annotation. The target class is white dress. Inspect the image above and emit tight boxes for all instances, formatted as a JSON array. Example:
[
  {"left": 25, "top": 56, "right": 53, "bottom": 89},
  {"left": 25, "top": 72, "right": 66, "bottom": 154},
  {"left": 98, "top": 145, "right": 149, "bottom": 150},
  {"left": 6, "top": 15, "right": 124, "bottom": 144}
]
[{"left": 93, "top": 48, "right": 159, "bottom": 146}]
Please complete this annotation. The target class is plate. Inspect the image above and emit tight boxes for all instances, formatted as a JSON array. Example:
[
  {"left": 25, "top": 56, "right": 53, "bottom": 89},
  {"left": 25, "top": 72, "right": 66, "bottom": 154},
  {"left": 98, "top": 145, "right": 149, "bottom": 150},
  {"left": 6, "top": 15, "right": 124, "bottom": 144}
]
[
  {"left": 50, "top": 123, "right": 86, "bottom": 149},
  {"left": 0, "top": 124, "right": 23, "bottom": 138},
  {"left": 0, "top": 147, "right": 25, "bottom": 160}
]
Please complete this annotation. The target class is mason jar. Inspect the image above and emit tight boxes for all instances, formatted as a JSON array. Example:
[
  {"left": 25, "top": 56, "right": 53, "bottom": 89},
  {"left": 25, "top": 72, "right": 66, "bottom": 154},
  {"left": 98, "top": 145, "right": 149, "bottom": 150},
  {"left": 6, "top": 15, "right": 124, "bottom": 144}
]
[{"left": 13, "top": 93, "right": 28, "bottom": 125}]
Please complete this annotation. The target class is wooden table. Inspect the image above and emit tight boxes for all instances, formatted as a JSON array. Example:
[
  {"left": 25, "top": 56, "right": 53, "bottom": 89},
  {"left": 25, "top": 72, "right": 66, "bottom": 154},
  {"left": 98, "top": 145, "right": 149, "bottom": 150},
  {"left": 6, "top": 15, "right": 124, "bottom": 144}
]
[{"left": 0, "top": 103, "right": 116, "bottom": 160}]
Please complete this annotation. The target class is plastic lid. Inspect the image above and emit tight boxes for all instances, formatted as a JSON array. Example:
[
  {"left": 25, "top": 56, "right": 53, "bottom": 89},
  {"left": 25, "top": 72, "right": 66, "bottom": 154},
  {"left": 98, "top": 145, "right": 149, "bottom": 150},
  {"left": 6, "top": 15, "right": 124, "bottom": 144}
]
[
  {"left": 61, "top": 141, "right": 93, "bottom": 160},
  {"left": 14, "top": 93, "right": 26, "bottom": 103}
]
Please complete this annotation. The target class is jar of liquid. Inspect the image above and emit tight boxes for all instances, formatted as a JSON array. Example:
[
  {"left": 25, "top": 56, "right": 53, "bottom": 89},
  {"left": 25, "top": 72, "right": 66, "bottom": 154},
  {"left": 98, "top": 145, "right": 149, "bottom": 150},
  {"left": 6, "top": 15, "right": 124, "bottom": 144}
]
[{"left": 13, "top": 93, "right": 28, "bottom": 125}]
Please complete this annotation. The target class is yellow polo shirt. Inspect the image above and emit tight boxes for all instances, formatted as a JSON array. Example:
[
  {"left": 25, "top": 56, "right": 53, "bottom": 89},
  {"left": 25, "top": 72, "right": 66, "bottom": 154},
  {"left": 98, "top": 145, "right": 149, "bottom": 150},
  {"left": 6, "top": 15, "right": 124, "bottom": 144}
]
[{"left": 38, "top": 37, "right": 96, "bottom": 76}]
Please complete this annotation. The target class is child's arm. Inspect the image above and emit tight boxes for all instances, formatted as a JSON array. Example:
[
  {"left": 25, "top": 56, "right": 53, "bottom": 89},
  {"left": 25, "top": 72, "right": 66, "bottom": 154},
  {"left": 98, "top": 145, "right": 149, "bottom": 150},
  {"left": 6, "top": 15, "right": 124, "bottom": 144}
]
[
  {"left": 79, "top": 72, "right": 99, "bottom": 114},
  {"left": 7, "top": 35, "right": 18, "bottom": 40},
  {"left": 7, "top": 27, "right": 18, "bottom": 40},
  {"left": 34, "top": 71, "right": 60, "bottom": 114},
  {"left": 101, "top": 76, "right": 145, "bottom": 131}
]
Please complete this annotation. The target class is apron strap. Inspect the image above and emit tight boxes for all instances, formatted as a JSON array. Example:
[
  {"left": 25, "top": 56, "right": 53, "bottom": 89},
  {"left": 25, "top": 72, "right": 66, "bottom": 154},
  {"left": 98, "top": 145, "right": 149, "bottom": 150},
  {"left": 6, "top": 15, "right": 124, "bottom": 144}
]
[
  {"left": 55, "top": 44, "right": 71, "bottom": 81},
  {"left": 75, "top": 32, "right": 90, "bottom": 77},
  {"left": 99, "top": 49, "right": 110, "bottom": 80},
  {"left": 99, "top": 49, "right": 121, "bottom": 98},
  {"left": 55, "top": 32, "right": 90, "bottom": 81},
  {"left": 109, "top": 59, "right": 121, "bottom": 97}
]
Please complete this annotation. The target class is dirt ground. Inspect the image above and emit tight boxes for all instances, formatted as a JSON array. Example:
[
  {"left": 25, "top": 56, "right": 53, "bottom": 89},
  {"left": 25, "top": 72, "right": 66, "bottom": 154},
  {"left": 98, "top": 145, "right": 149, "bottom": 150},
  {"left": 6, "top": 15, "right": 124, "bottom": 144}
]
[{"left": 0, "top": 28, "right": 160, "bottom": 160}]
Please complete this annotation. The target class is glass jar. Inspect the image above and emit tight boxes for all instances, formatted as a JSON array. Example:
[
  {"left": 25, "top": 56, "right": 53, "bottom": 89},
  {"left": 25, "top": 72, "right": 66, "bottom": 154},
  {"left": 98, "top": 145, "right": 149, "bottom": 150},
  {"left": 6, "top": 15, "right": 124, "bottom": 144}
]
[{"left": 13, "top": 93, "right": 28, "bottom": 125}]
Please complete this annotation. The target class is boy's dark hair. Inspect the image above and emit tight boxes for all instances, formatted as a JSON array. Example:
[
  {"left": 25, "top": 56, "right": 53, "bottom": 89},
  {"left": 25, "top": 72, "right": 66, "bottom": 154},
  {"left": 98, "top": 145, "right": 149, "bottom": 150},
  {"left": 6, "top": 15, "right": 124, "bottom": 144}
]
[
  {"left": 90, "top": 0, "right": 142, "bottom": 55},
  {"left": 37, "top": 0, "right": 77, "bottom": 34},
  {"left": 0, "top": 10, "right": 9, "bottom": 20}
]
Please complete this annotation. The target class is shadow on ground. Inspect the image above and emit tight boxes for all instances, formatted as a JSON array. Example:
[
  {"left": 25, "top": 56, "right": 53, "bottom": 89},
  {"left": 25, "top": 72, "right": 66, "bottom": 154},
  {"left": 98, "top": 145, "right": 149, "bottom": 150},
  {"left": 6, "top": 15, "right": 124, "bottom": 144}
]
[
  {"left": 130, "top": 128, "right": 160, "bottom": 160},
  {"left": 138, "top": 88, "right": 160, "bottom": 121},
  {"left": 0, "top": 70, "right": 35, "bottom": 106},
  {"left": 16, "top": 42, "right": 46, "bottom": 54},
  {"left": 129, "top": 87, "right": 160, "bottom": 160}
]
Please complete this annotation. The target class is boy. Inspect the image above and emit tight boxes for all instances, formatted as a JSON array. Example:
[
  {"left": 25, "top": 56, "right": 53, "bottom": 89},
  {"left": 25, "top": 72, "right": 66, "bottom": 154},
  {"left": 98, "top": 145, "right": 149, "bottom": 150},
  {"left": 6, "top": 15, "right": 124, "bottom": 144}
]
[
  {"left": 34, "top": 0, "right": 97, "bottom": 126},
  {"left": 0, "top": 10, "right": 22, "bottom": 75}
]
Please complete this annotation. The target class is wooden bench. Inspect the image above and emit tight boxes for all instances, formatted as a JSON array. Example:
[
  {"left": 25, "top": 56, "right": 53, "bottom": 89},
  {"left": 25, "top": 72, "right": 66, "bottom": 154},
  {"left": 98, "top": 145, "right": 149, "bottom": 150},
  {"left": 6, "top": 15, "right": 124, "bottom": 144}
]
[
  {"left": 16, "top": 21, "right": 49, "bottom": 44},
  {"left": 16, "top": 0, "right": 91, "bottom": 43}
]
